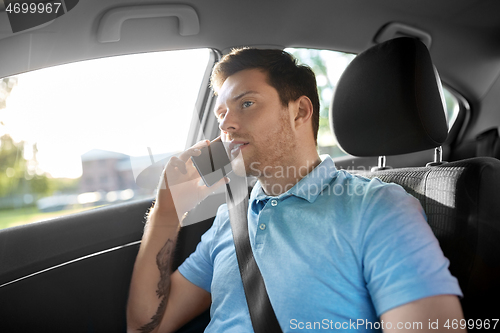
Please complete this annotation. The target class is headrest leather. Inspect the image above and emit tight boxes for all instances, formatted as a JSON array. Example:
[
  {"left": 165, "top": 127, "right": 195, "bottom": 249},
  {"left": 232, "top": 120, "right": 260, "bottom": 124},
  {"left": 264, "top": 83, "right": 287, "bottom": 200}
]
[{"left": 330, "top": 37, "right": 448, "bottom": 156}]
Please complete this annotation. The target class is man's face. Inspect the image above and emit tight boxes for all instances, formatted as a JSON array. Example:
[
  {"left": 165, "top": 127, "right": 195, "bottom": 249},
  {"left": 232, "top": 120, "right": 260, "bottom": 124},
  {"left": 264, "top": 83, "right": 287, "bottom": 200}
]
[{"left": 214, "top": 69, "right": 296, "bottom": 178}]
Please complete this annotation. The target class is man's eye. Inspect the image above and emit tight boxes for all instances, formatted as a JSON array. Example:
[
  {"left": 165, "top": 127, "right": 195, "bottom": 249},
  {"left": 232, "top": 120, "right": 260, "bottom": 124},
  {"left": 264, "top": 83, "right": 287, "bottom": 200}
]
[
  {"left": 217, "top": 113, "right": 225, "bottom": 122},
  {"left": 242, "top": 101, "right": 253, "bottom": 108}
]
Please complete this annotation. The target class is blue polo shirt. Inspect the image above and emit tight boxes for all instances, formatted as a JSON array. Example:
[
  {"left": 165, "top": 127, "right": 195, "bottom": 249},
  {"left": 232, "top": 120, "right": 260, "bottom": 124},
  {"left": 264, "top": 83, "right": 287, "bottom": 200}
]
[{"left": 178, "top": 156, "right": 462, "bottom": 332}]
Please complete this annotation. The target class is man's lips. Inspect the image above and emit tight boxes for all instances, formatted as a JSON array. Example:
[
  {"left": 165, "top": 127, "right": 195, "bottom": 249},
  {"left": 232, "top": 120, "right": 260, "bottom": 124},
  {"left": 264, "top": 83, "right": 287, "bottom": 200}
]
[{"left": 228, "top": 140, "right": 249, "bottom": 155}]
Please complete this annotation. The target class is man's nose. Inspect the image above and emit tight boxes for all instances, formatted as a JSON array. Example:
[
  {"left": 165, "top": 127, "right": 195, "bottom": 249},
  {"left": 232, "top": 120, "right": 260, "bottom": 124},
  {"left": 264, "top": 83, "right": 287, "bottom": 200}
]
[{"left": 218, "top": 109, "right": 238, "bottom": 133}]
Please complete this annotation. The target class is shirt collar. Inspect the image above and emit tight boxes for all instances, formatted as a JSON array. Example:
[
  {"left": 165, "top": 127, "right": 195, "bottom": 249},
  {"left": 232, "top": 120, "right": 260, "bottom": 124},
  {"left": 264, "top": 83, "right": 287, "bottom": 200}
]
[{"left": 249, "top": 155, "right": 338, "bottom": 204}]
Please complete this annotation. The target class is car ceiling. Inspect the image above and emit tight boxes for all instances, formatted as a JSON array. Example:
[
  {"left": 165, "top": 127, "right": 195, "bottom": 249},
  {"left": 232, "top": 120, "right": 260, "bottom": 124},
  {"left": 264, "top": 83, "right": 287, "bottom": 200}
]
[{"left": 0, "top": 0, "right": 499, "bottom": 140}]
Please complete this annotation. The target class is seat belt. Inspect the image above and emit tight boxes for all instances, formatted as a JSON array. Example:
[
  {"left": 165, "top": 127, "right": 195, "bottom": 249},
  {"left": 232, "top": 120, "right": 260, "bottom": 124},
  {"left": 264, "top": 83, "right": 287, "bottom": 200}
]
[{"left": 225, "top": 174, "right": 283, "bottom": 333}]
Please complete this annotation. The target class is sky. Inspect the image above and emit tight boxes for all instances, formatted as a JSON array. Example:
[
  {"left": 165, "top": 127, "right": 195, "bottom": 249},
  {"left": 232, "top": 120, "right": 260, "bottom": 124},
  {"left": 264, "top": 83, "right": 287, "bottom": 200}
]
[{"left": 1, "top": 48, "right": 210, "bottom": 178}]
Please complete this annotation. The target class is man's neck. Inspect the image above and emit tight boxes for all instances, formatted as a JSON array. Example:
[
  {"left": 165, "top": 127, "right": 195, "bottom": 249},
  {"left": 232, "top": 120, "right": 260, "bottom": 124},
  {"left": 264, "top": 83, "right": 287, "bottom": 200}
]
[{"left": 258, "top": 154, "right": 322, "bottom": 196}]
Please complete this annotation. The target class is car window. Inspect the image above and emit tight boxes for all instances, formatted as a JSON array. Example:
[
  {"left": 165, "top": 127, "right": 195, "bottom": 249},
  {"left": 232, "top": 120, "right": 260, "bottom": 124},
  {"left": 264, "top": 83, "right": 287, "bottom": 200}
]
[
  {"left": 286, "top": 48, "right": 461, "bottom": 158},
  {"left": 0, "top": 48, "right": 212, "bottom": 230}
]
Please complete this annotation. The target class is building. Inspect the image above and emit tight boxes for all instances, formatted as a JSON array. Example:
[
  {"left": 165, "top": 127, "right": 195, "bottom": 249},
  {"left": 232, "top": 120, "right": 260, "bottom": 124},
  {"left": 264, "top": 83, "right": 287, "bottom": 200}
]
[{"left": 79, "top": 149, "right": 136, "bottom": 193}]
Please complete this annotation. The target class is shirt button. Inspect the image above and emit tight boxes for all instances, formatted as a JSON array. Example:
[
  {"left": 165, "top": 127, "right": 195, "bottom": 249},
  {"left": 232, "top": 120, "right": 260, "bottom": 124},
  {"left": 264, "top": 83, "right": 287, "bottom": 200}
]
[
  {"left": 259, "top": 223, "right": 266, "bottom": 230},
  {"left": 271, "top": 199, "right": 278, "bottom": 206}
]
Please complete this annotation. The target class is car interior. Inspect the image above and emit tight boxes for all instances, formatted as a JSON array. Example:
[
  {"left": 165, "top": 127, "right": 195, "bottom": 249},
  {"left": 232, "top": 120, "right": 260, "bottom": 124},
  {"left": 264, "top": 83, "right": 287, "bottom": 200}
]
[{"left": 0, "top": 0, "right": 499, "bottom": 332}]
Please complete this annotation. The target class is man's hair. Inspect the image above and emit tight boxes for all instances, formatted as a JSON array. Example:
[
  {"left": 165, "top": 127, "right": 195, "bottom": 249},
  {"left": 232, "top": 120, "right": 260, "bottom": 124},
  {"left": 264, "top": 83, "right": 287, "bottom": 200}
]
[{"left": 210, "top": 48, "right": 320, "bottom": 143}]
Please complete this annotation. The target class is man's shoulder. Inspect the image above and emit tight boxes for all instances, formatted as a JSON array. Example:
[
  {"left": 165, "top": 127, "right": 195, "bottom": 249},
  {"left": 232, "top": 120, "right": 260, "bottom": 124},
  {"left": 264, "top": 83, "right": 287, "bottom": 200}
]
[
  {"left": 330, "top": 169, "right": 411, "bottom": 201},
  {"left": 213, "top": 202, "right": 243, "bottom": 234},
  {"left": 216, "top": 202, "right": 229, "bottom": 214},
  {"left": 323, "top": 169, "right": 424, "bottom": 222},
  {"left": 214, "top": 203, "right": 229, "bottom": 225}
]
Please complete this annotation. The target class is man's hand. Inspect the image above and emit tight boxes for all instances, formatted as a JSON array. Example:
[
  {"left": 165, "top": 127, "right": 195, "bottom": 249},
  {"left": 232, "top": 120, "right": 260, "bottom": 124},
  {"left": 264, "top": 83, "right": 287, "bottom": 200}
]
[
  {"left": 154, "top": 139, "right": 228, "bottom": 223},
  {"left": 127, "top": 139, "right": 226, "bottom": 333}
]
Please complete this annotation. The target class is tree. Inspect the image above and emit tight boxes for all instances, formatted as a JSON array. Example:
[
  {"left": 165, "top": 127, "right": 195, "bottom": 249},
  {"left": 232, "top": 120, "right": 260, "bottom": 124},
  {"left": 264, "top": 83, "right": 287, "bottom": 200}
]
[
  {"left": 0, "top": 77, "right": 17, "bottom": 109},
  {"left": 289, "top": 49, "right": 355, "bottom": 157},
  {"left": 0, "top": 134, "right": 51, "bottom": 200},
  {"left": 0, "top": 134, "right": 23, "bottom": 197},
  {"left": 0, "top": 76, "right": 53, "bottom": 207},
  {"left": 0, "top": 77, "right": 21, "bottom": 199}
]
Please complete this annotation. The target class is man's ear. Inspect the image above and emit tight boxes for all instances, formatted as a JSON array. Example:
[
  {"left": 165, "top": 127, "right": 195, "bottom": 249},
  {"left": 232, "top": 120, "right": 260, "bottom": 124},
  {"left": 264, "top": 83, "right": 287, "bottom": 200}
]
[{"left": 294, "top": 95, "right": 314, "bottom": 127}]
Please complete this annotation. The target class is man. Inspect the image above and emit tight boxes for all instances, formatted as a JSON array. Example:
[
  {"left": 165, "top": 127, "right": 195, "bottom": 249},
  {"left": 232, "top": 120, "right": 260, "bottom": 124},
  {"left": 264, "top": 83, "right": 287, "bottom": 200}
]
[{"left": 127, "top": 48, "right": 465, "bottom": 332}]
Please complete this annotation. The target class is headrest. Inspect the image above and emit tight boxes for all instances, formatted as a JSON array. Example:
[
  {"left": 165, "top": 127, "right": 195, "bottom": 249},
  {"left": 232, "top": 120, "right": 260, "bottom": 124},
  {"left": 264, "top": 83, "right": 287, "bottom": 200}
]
[{"left": 330, "top": 37, "right": 448, "bottom": 156}]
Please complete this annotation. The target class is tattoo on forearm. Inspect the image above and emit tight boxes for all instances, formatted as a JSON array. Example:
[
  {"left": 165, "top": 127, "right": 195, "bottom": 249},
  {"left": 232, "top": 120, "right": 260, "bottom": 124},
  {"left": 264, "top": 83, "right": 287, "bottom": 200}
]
[{"left": 138, "top": 239, "right": 175, "bottom": 333}]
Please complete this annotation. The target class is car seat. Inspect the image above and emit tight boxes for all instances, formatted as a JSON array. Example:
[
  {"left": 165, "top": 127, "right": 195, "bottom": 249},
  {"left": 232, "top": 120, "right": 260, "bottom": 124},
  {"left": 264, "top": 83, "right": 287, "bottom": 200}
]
[
  {"left": 330, "top": 37, "right": 500, "bottom": 322},
  {"left": 476, "top": 127, "right": 500, "bottom": 159}
]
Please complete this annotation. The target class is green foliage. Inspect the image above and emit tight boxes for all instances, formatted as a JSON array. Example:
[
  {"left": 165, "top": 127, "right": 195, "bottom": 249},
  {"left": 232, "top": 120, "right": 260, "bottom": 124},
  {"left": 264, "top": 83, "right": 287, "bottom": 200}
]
[
  {"left": 0, "top": 77, "right": 17, "bottom": 110},
  {"left": 49, "top": 177, "right": 80, "bottom": 194},
  {"left": 0, "top": 75, "right": 81, "bottom": 213},
  {"left": 288, "top": 48, "right": 355, "bottom": 156},
  {"left": 289, "top": 49, "right": 331, "bottom": 120},
  {"left": 0, "top": 134, "right": 53, "bottom": 199},
  {"left": 1, "top": 75, "right": 56, "bottom": 206},
  {"left": 0, "top": 134, "right": 24, "bottom": 197}
]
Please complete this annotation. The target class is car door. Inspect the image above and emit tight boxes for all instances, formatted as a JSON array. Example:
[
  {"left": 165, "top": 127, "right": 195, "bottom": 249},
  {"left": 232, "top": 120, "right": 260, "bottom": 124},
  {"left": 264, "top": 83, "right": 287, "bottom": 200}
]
[{"left": 0, "top": 11, "right": 220, "bottom": 329}]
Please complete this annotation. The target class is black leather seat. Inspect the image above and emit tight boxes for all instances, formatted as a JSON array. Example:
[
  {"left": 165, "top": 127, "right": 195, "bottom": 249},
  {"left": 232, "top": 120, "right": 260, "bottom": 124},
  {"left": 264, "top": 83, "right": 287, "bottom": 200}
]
[{"left": 331, "top": 37, "right": 500, "bottom": 321}]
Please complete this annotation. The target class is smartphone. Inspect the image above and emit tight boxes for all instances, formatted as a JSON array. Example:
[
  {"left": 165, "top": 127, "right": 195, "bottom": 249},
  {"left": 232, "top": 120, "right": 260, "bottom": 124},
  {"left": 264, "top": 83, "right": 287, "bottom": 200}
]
[{"left": 191, "top": 137, "right": 232, "bottom": 187}]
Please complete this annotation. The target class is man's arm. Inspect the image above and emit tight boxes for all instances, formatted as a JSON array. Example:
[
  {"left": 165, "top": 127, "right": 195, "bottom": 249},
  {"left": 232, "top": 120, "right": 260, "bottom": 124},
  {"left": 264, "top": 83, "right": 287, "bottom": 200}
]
[
  {"left": 381, "top": 295, "right": 466, "bottom": 332},
  {"left": 127, "top": 140, "right": 225, "bottom": 333},
  {"left": 126, "top": 209, "right": 211, "bottom": 333}
]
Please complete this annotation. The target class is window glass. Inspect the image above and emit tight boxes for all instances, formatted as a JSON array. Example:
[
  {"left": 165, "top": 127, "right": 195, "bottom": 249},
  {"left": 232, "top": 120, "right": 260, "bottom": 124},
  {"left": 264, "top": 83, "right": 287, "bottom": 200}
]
[
  {"left": 286, "top": 48, "right": 461, "bottom": 158},
  {"left": 443, "top": 88, "right": 460, "bottom": 128},
  {"left": 0, "top": 49, "right": 212, "bottom": 230}
]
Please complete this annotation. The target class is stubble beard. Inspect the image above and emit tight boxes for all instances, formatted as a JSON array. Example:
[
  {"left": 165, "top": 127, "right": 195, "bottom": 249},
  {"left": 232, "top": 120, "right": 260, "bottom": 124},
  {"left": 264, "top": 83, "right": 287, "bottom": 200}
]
[{"left": 232, "top": 109, "right": 296, "bottom": 179}]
